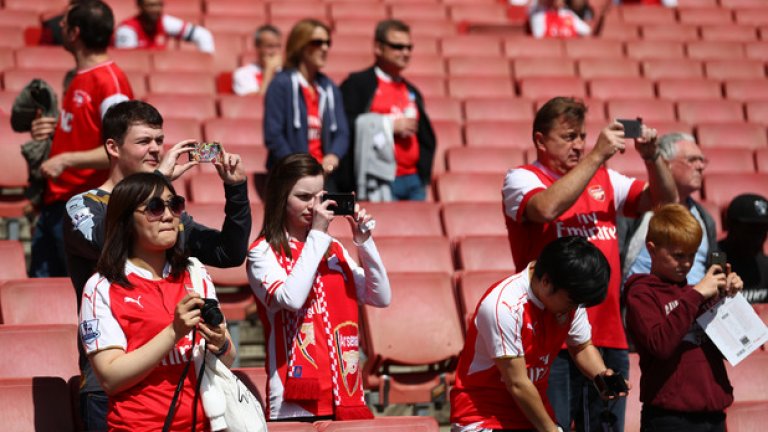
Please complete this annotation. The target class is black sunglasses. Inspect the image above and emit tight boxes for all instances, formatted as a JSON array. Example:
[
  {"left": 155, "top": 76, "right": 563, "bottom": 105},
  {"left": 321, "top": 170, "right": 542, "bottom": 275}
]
[
  {"left": 138, "top": 195, "right": 186, "bottom": 221},
  {"left": 308, "top": 38, "right": 332, "bottom": 48},
  {"left": 378, "top": 40, "right": 414, "bottom": 51}
]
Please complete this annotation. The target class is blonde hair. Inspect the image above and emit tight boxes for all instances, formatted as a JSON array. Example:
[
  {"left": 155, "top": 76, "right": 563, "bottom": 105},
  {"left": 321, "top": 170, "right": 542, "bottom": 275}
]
[
  {"left": 284, "top": 18, "right": 330, "bottom": 70},
  {"left": 646, "top": 203, "right": 703, "bottom": 251}
]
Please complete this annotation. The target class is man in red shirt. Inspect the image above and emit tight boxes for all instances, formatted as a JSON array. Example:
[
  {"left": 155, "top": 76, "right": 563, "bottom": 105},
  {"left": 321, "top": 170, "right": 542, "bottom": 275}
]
[
  {"left": 29, "top": 0, "right": 133, "bottom": 277},
  {"left": 114, "top": 0, "right": 214, "bottom": 53},
  {"left": 339, "top": 19, "right": 436, "bottom": 201},
  {"left": 502, "top": 97, "right": 677, "bottom": 431}
]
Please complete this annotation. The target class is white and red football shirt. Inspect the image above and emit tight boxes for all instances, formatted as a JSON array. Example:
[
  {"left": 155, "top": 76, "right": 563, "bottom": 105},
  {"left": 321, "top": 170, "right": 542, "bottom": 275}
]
[
  {"left": 232, "top": 63, "right": 264, "bottom": 96},
  {"left": 530, "top": 8, "right": 592, "bottom": 38},
  {"left": 80, "top": 261, "right": 217, "bottom": 431},
  {"left": 369, "top": 68, "right": 419, "bottom": 176},
  {"left": 300, "top": 80, "right": 323, "bottom": 163},
  {"left": 502, "top": 162, "right": 645, "bottom": 349},
  {"left": 450, "top": 265, "right": 591, "bottom": 430},
  {"left": 45, "top": 61, "right": 132, "bottom": 204}
]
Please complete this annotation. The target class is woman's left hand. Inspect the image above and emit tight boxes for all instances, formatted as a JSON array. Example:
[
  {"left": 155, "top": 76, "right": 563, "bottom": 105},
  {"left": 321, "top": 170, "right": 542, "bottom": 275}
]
[
  {"left": 199, "top": 321, "right": 229, "bottom": 355},
  {"left": 346, "top": 203, "right": 374, "bottom": 244}
]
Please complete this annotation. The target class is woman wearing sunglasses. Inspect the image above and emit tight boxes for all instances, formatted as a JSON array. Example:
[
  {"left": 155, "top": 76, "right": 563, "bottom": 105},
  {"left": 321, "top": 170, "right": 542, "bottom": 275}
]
[
  {"left": 79, "top": 172, "right": 236, "bottom": 430},
  {"left": 263, "top": 18, "right": 349, "bottom": 191},
  {"left": 247, "top": 153, "right": 390, "bottom": 421}
]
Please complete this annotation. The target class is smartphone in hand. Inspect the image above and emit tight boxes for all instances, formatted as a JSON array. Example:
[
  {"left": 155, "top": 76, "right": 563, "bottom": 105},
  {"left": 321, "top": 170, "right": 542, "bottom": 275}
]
[
  {"left": 617, "top": 118, "right": 643, "bottom": 139},
  {"left": 322, "top": 193, "right": 355, "bottom": 216},
  {"left": 594, "top": 373, "right": 629, "bottom": 398},
  {"left": 188, "top": 142, "right": 222, "bottom": 163}
]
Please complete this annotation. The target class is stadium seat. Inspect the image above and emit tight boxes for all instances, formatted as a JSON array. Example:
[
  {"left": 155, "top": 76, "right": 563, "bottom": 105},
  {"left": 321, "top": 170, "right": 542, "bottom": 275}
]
[
  {"left": 124, "top": 71, "right": 147, "bottom": 100},
  {"left": 441, "top": 202, "right": 508, "bottom": 240},
  {"left": 0, "top": 241, "right": 27, "bottom": 280},
  {"left": 464, "top": 121, "right": 531, "bottom": 149},
  {"left": 161, "top": 118, "right": 202, "bottom": 145},
  {"left": 589, "top": 77, "right": 655, "bottom": 99},
  {"left": 678, "top": 8, "right": 734, "bottom": 25},
  {"left": 372, "top": 236, "right": 453, "bottom": 274},
  {"left": 703, "top": 148, "right": 756, "bottom": 174},
  {"left": 441, "top": 35, "right": 503, "bottom": 57},
  {"left": 513, "top": 58, "right": 577, "bottom": 79},
  {"left": 203, "top": 118, "right": 262, "bottom": 147},
  {"left": 0, "top": 132, "right": 32, "bottom": 221},
  {"left": 435, "top": 172, "right": 505, "bottom": 204},
  {"left": 431, "top": 120, "right": 464, "bottom": 149},
  {"left": 447, "top": 56, "right": 510, "bottom": 78},
  {"left": 203, "top": 16, "right": 264, "bottom": 35},
  {"left": 108, "top": 49, "right": 152, "bottom": 72},
  {"left": 0, "top": 47, "right": 15, "bottom": 72},
  {"left": 405, "top": 54, "right": 446, "bottom": 77},
  {"left": 676, "top": 100, "right": 745, "bottom": 124},
  {"left": 15, "top": 47, "right": 74, "bottom": 70},
  {"left": 0, "top": 324, "right": 79, "bottom": 379},
  {"left": 423, "top": 97, "right": 462, "bottom": 123},
  {"left": 687, "top": 41, "right": 746, "bottom": 60},
  {"left": 744, "top": 41, "right": 768, "bottom": 60},
  {"left": 657, "top": 78, "right": 723, "bottom": 100},
  {"left": 188, "top": 172, "right": 261, "bottom": 204},
  {"left": 269, "top": 2, "right": 329, "bottom": 21},
  {"left": 448, "top": 3, "right": 509, "bottom": 23},
  {"left": 700, "top": 25, "right": 759, "bottom": 42},
  {"left": 726, "top": 350, "right": 768, "bottom": 403},
  {"left": 455, "top": 270, "right": 509, "bottom": 328},
  {"left": 0, "top": 28, "right": 30, "bottom": 49},
  {"left": 0, "top": 10, "right": 40, "bottom": 29},
  {"left": 265, "top": 423, "right": 315, "bottom": 432},
  {"left": 627, "top": 40, "right": 687, "bottom": 61},
  {"left": 362, "top": 272, "right": 463, "bottom": 407},
  {"left": 720, "top": 0, "right": 767, "bottom": 6},
  {"left": 696, "top": 122, "right": 767, "bottom": 150},
  {"left": 148, "top": 72, "right": 215, "bottom": 95},
  {"left": 599, "top": 22, "right": 640, "bottom": 41},
  {"left": 446, "top": 147, "right": 525, "bottom": 174},
  {"left": 0, "top": 377, "right": 75, "bottom": 432},
  {"left": 205, "top": 0, "right": 266, "bottom": 17},
  {"left": 403, "top": 19, "right": 457, "bottom": 37},
  {"left": 196, "top": 144, "right": 268, "bottom": 176},
  {"left": 504, "top": 38, "right": 565, "bottom": 58},
  {"left": 314, "top": 416, "right": 440, "bottom": 431},
  {"left": 577, "top": 58, "right": 640, "bottom": 79},
  {"left": 463, "top": 98, "right": 534, "bottom": 122},
  {"left": 0, "top": 278, "right": 77, "bottom": 325},
  {"left": 353, "top": 201, "right": 444, "bottom": 237},
  {"left": 217, "top": 95, "right": 263, "bottom": 120},
  {"left": 735, "top": 8, "right": 768, "bottom": 25},
  {"left": 406, "top": 76, "right": 446, "bottom": 98},
  {"left": 151, "top": 51, "right": 213, "bottom": 73},
  {"left": 3, "top": 68, "right": 67, "bottom": 97},
  {"left": 519, "top": 77, "right": 587, "bottom": 99},
  {"left": 756, "top": 148, "right": 768, "bottom": 173},
  {"left": 724, "top": 79, "right": 768, "bottom": 101},
  {"left": 210, "top": 32, "right": 247, "bottom": 73},
  {"left": 619, "top": 5, "right": 677, "bottom": 25},
  {"left": 456, "top": 235, "right": 515, "bottom": 272},
  {"left": 704, "top": 60, "right": 765, "bottom": 80},
  {"left": 564, "top": 39, "right": 624, "bottom": 58},
  {"left": 606, "top": 148, "right": 647, "bottom": 179},
  {"left": 144, "top": 94, "right": 216, "bottom": 121},
  {"left": 607, "top": 99, "right": 676, "bottom": 123},
  {"left": 726, "top": 401, "right": 768, "bottom": 432},
  {"left": 448, "top": 77, "right": 514, "bottom": 99},
  {"left": 640, "top": 24, "right": 699, "bottom": 42},
  {"left": 704, "top": 173, "right": 768, "bottom": 207},
  {"left": 330, "top": 2, "right": 387, "bottom": 20},
  {"left": 754, "top": 303, "right": 768, "bottom": 324},
  {"left": 390, "top": 4, "right": 449, "bottom": 21}
]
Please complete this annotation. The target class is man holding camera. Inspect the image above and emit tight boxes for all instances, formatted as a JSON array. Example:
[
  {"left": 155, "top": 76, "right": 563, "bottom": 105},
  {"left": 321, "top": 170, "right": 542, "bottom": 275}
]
[
  {"left": 64, "top": 100, "right": 251, "bottom": 431},
  {"left": 502, "top": 97, "right": 677, "bottom": 431}
]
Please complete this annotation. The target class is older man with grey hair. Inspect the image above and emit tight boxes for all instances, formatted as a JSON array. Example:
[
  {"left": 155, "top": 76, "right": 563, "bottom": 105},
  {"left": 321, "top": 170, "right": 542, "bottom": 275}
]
[{"left": 620, "top": 132, "right": 718, "bottom": 284}]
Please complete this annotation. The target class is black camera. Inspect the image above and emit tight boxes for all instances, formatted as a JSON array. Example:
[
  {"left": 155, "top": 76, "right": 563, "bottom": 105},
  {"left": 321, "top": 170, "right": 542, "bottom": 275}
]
[{"left": 199, "top": 298, "right": 224, "bottom": 326}]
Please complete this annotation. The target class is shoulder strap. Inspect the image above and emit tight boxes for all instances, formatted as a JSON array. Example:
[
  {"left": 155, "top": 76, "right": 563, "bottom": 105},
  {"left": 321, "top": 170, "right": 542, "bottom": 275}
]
[{"left": 187, "top": 257, "right": 205, "bottom": 297}]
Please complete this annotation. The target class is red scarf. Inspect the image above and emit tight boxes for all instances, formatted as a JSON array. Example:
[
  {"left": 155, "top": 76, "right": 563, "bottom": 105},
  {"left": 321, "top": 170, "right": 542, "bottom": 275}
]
[{"left": 274, "top": 237, "right": 373, "bottom": 420}]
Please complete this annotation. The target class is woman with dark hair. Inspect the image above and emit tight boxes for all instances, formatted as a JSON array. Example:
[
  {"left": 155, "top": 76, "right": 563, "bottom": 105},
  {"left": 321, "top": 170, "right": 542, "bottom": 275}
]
[
  {"left": 263, "top": 18, "right": 349, "bottom": 189},
  {"left": 247, "top": 153, "right": 390, "bottom": 421},
  {"left": 79, "top": 172, "right": 236, "bottom": 430}
]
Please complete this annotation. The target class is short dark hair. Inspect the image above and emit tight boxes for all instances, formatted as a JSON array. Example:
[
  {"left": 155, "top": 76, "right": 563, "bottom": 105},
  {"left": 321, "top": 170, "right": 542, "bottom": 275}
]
[
  {"left": 375, "top": 19, "right": 410, "bottom": 43},
  {"left": 260, "top": 153, "right": 324, "bottom": 260},
  {"left": 102, "top": 100, "right": 163, "bottom": 145},
  {"left": 97, "top": 172, "right": 188, "bottom": 287},
  {"left": 254, "top": 24, "right": 280, "bottom": 46},
  {"left": 67, "top": 0, "right": 114, "bottom": 51},
  {"left": 532, "top": 97, "right": 587, "bottom": 142},
  {"left": 534, "top": 236, "right": 609, "bottom": 308}
]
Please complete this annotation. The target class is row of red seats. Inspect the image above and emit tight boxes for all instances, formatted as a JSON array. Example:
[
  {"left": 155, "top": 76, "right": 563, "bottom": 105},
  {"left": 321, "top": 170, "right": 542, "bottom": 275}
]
[{"left": 608, "top": 4, "right": 768, "bottom": 26}]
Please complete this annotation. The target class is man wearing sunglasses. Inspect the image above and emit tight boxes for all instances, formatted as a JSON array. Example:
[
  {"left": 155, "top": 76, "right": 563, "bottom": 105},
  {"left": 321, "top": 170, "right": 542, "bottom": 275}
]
[
  {"left": 63, "top": 100, "right": 251, "bottom": 431},
  {"left": 338, "top": 19, "right": 436, "bottom": 201}
]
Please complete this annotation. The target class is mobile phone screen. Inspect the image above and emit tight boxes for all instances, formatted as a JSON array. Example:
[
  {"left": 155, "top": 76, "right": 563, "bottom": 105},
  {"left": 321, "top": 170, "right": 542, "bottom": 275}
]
[
  {"left": 617, "top": 119, "right": 642, "bottom": 139},
  {"left": 189, "top": 142, "right": 222, "bottom": 163},
  {"left": 322, "top": 193, "right": 355, "bottom": 215}
]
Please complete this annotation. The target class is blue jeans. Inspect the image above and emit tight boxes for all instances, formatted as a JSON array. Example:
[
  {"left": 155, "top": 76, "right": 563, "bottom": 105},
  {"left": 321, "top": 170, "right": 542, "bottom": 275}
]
[
  {"left": 80, "top": 390, "right": 108, "bottom": 431},
  {"left": 29, "top": 201, "right": 68, "bottom": 277},
  {"left": 391, "top": 174, "right": 426, "bottom": 201},
  {"left": 547, "top": 348, "right": 629, "bottom": 432}
]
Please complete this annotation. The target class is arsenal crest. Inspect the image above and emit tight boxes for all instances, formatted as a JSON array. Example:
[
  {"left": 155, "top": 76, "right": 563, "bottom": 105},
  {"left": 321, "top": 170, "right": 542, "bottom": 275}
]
[
  {"left": 334, "top": 321, "right": 361, "bottom": 397},
  {"left": 588, "top": 185, "right": 606, "bottom": 202}
]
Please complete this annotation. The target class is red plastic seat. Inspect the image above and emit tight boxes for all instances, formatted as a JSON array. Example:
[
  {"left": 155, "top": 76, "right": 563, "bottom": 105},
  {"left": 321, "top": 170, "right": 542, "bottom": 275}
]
[
  {"left": 0, "top": 324, "right": 79, "bottom": 379},
  {"left": 3, "top": 68, "right": 66, "bottom": 97},
  {"left": 725, "top": 79, "right": 768, "bottom": 101},
  {"left": 108, "top": 49, "right": 152, "bottom": 72},
  {"left": 203, "top": 118, "right": 262, "bottom": 147},
  {"left": 504, "top": 38, "right": 565, "bottom": 58},
  {"left": 704, "top": 60, "right": 765, "bottom": 80},
  {"left": 205, "top": 0, "right": 266, "bottom": 17},
  {"left": 189, "top": 172, "right": 262, "bottom": 205},
  {"left": 315, "top": 416, "right": 440, "bottom": 431},
  {"left": 269, "top": 2, "right": 329, "bottom": 20},
  {"left": 347, "top": 201, "right": 444, "bottom": 238},
  {"left": 564, "top": 39, "right": 624, "bottom": 58},
  {"left": 0, "top": 130, "right": 32, "bottom": 219},
  {"left": 447, "top": 56, "right": 510, "bottom": 78},
  {"left": 726, "top": 401, "right": 768, "bottom": 432},
  {"left": 607, "top": 99, "right": 676, "bottom": 123},
  {"left": 3, "top": 0, "right": 66, "bottom": 14},
  {"left": 696, "top": 123, "right": 767, "bottom": 150},
  {"left": 455, "top": 270, "right": 510, "bottom": 328},
  {"left": 362, "top": 272, "right": 463, "bottom": 406},
  {"left": 735, "top": 8, "right": 768, "bottom": 25},
  {"left": 0, "top": 10, "right": 40, "bottom": 28},
  {"left": 625, "top": 353, "right": 641, "bottom": 432},
  {"left": 606, "top": 148, "right": 648, "bottom": 179},
  {"left": 626, "top": 40, "right": 686, "bottom": 60},
  {"left": 217, "top": 94, "right": 263, "bottom": 120},
  {"left": 390, "top": 4, "right": 449, "bottom": 20},
  {"left": 464, "top": 121, "right": 531, "bottom": 149},
  {"left": 519, "top": 77, "right": 586, "bottom": 99},
  {"left": 265, "top": 423, "right": 315, "bottom": 432},
  {"left": 657, "top": 78, "right": 723, "bottom": 100},
  {"left": 513, "top": 58, "right": 577, "bottom": 79},
  {"left": 403, "top": 19, "right": 457, "bottom": 37},
  {"left": 687, "top": 41, "right": 746, "bottom": 60},
  {"left": 432, "top": 120, "right": 464, "bottom": 149},
  {"left": 406, "top": 54, "right": 446, "bottom": 77},
  {"left": 700, "top": 25, "right": 759, "bottom": 42},
  {"left": 446, "top": 147, "right": 525, "bottom": 174},
  {"left": 161, "top": 118, "right": 202, "bottom": 145},
  {"left": 678, "top": 8, "right": 734, "bottom": 25},
  {"left": 373, "top": 236, "right": 453, "bottom": 273},
  {"left": 720, "top": 0, "right": 765, "bottom": 6},
  {"left": 0, "top": 377, "right": 75, "bottom": 432},
  {"left": 151, "top": 51, "right": 214, "bottom": 73},
  {"left": 745, "top": 42, "right": 768, "bottom": 60},
  {"left": 441, "top": 35, "right": 503, "bottom": 57},
  {"left": 457, "top": 235, "right": 515, "bottom": 272},
  {"left": 0, "top": 241, "right": 27, "bottom": 280},
  {"left": 148, "top": 72, "right": 215, "bottom": 95},
  {"left": 330, "top": 2, "right": 387, "bottom": 20},
  {"left": 422, "top": 97, "right": 462, "bottom": 123},
  {"left": 435, "top": 173, "right": 505, "bottom": 204},
  {"left": 757, "top": 148, "right": 768, "bottom": 173},
  {"left": 441, "top": 202, "right": 509, "bottom": 240},
  {"left": 0, "top": 278, "right": 77, "bottom": 325},
  {"left": 144, "top": 94, "right": 217, "bottom": 121},
  {"left": 589, "top": 77, "right": 655, "bottom": 99},
  {"left": 463, "top": 98, "right": 534, "bottom": 122},
  {"left": 640, "top": 24, "right": 699, "bottom": 42},
  {"left": 15, "top": 46, "right": 73, "bottom": 69},
  {"left": 620, "top": 6, "right": 677, "bottom": 25},
  {"left": 577, "top": 58, "right": 640, "bottom": 79},
  {"left": 203, "top": 16, "right": 264, "bottom": 35},
  {"left": 726, "top": 350, "right": 768, "bottom": 402},
  {"left": 641, "top": 59, "right": 704, "bottom": 80},
  {"left": 406, "top": 75, "right": 446, "bottom": 98},
  {"left": 599, "top": 22, "right": 640, "bottom": 41},
  {"left": 448, "top": 3, "right": 509, "bottom": 23},
  {"left": 676, "top": 100, "right": 745, "bottom": 124},
  {"left": 704, "top": 173, "right": 768, "bottom": 208},
  {"left": 448, "top": 77, "right": 514, "bottom": 99},
  {"left": 703, "top": 148, "right": 756, "bottom": 174}
]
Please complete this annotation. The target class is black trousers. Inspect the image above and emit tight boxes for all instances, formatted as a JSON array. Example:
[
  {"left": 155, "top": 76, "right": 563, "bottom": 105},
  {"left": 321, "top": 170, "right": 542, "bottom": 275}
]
[{"left": 641, "top": 405, "right": 726, "bottom": 432}]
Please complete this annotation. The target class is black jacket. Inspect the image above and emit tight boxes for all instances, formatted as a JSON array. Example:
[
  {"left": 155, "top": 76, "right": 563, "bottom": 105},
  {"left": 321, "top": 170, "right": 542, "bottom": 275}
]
[{"left": 337, "top": 66, "right": 436, "bottom": 193}]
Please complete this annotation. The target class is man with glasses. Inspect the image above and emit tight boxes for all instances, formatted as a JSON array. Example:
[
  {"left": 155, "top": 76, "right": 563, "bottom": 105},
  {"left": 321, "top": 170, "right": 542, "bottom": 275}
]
[
  {"left": 339, "top": 19, "right": 436, "bottom": 201},
  {"left": 620, "top": 132, "right": 718, "bottom": 286},
  {"left": 232, "top": 24, "right": 282, "bottom": 96},
  {"left": 64, "top": 100, "right": 251, "bottom": 431}
]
